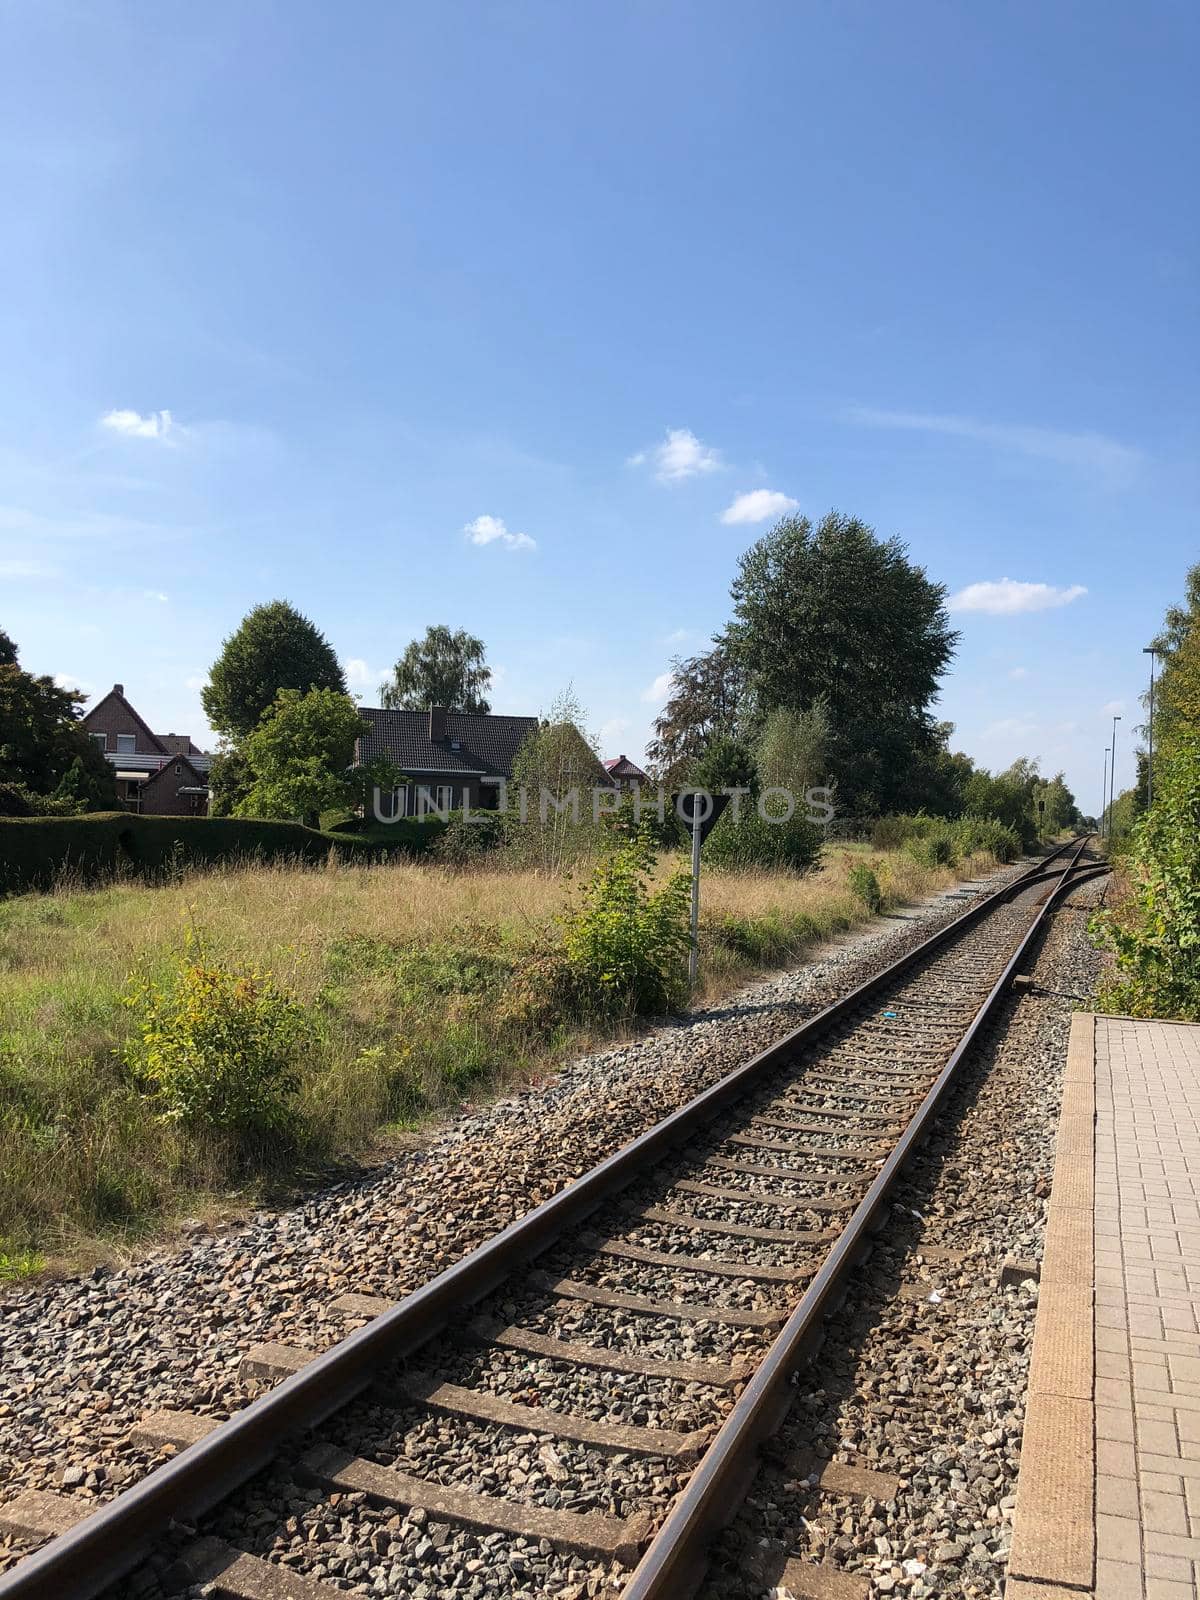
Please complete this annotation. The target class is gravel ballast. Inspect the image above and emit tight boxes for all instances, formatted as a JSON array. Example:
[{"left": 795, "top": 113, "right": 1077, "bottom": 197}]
[{"left": 702, "top": 883, "right": 1106, "bottom": 1599}]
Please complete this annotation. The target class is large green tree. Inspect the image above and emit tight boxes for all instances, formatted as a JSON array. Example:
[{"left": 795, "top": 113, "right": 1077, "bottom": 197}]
[
  {"left": 380, "top": 625, "right": 491, "bottom": 712},
  {"left": 728, "top": 511, "right": 958, "bottom": 813},
  {"left": 236, "top": 688, "right": 367, "bottom": 827},
  {"left": 646, "top": 641, "right": 746, "bottom": 784},
  {"left": 202, "top": 600, "right": 346, "bottom": 740},
  {"left": 0, "top": 650, "right": 116, "bottom": 812}
]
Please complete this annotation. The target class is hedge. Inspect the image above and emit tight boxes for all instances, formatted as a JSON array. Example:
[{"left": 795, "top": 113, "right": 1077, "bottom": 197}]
[{"left": 0, "top": 811, "right": 447, "bottom": 896}]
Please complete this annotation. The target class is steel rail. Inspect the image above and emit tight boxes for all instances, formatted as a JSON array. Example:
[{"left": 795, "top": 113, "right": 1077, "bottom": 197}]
[
  {"left": 0, "top": 837, "right": 1091, "bottom": 1600},
  {"left": 619, "top": 834, "right": 1098, "bottom": 1600}
]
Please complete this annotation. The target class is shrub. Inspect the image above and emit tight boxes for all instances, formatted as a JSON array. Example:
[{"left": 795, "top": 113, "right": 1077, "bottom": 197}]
[
  {"left": 562, "top": 830, "right": 692, "bottom": 1015},
  {"left": 704, "top": 804, "right": 823, "bottom": 873},
  {"left": 121, "top": 938, "right": 308, "bottom": 1146},
  {"left": 848, "top": 861, "right": 883, "bottom": 913},
  {"left": 1091, "top": 735, "right": 1200, "bottom": 1020},
  {"left": 0, "top": 811, "right": 444, "bottom": 896},
  {"left": 432, "top": 810, "right": 507, "bottom": 866}
]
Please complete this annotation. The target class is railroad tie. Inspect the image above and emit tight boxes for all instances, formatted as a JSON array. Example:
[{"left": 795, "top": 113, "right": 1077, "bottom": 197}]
[
  {"left": 0, "top": 1488, "right": 85, "bottom": 1542},
  {"left": 702, "top": 1156, "right": 858, "bottom": 1205},
  {"left": 529, "top": 1270, "right": 787, "bottom": 1327},
  {"left": 167, "top": 1536, "right": 344, "bottom": 1598},
  {"left": 673, "top": 1177, "right": 831, "bottom": 1215},
  {"left": 585, "top": 1234, "right": 805, "bottom": 1282},
  {"left": 389, "top": 1370, "right": 711, "bottom": 1461},
  {"left": 630, "top": 1203, "right": 837, "bottom": 1245},
  {"left": 298, "top": 1443, "right": 652, "bottom": 1565},
  {"left": 731, "top": 1130, "right": 883, "bottom": 1160},
  {"left": 471, "top": 1318, "right": 752, "bottom": 1387}
]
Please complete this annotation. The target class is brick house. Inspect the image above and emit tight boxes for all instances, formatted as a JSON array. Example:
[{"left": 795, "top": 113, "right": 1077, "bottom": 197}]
[
  {"left": 603, "top": 754, "right": 651, "bottom": 789},
  {"left": 355, "top": 705, "right": 540, "bottom": 815},
  {"left": 82, "top": 684, "right": 212, "bottom": 816}
]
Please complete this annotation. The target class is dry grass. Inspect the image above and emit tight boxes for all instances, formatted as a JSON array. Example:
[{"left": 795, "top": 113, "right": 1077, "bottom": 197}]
[{"left": 0, "top": 842, "right": 996, "bottom": 1271}]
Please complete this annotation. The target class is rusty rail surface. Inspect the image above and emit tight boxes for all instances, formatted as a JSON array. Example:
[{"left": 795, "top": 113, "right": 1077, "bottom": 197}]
[{"left": 0, "top": 837, "right": 1099, "bottom": 1600}]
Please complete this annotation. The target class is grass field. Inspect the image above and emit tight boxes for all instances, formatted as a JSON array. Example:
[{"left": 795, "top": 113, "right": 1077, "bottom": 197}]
[{"left": 0, "top": 842, "right": 999, "bottom": 1274}]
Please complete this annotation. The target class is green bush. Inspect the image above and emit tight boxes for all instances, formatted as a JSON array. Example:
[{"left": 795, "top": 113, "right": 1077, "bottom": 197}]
[
  {"left": 1092, "top": 735, "right": 1200, "bottom": 1020},
  {"left": 703, "top": 804, "right": 823, "bottom": 873},
  {"left": 848, "top": 861, "right": 883, "bottom": 912},
  {"left": 562, "top": 830, "right": 692, "bottom": 1015},
  {"left": 869, "top": 813, "right": 1022, "bottom": 868},
  {"left": 0, "top": 811, "right": 445, "bottom": 896},
  {"left": 432, "top": 810, "right": 507, "bottom": 866},
  {"left": 121, "top": 939, "right": 308, "bottom": 1146}
]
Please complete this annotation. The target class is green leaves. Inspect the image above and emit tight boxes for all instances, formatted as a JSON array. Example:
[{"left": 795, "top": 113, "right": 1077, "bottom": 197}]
[
  {"left": 562, "top": 829, "right": 692, "bottom": 1015},
  {"left": 202, "top": 600, "right": 346, "bottom": 741}
]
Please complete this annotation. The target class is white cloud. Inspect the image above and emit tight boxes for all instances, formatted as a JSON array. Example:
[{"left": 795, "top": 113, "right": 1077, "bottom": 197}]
[
  {"left": 844, "top": 405, "right": 1142, "bottom": 486},
  {"left": 720, "top": 489, "right": 799, "bottom": 525},
  {"left": 143, "top": 589, "right": 168, "bottom": 603},
  {"left": 641, "top": 671, "right": 675, "bottom": 705},
  {"left": 54, "top": 672, "right": 94, "bottom": 697},
  {"left": 1101, "top": 699, "right": 1125, "bottom": 716},
  {"left": 599, "top": 717, "right": 631, "bottom": 747},
  {"left": 343, "top": 658, "right": 379, "bottom": 689},
  {"left": 950, "top": 578, "right": 1088, "bottom": 615},
  {"left": 663, "top": 627, "right": 693, "bottom": 645},
  {"left": 984, "top": 716, "right": 1038, "bottom": 739},
  {"left": 100, "top": 408, "right": 177, "bottom": 441},
  {"left": 184, "top": 675, "right": 207, "bottom": 692},
  {"left": 464, "top": 514, "right": 536, "bottom": 552},
  {"left": 630, "top": 427, "right": 722, "bottom": 484},
  {"left": 1008, "top": 666, "right": 1029, "bottom": 680},
  {"left": 0, "top": 557, "right": 58, "bottom": 578}
]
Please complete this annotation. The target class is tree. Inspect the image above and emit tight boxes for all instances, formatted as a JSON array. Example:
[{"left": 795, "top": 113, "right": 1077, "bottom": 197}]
[
  {"left": 507, "top": 689, "right": 606, "bottom": 871},
  {"left": 0, "top": 662, "right": 117, "bottom": 810},
  {"left": 202, "top": 601, "right": 346, "bottom": 741},
  {"left": 729, "top": 512, "right": 958, "bottom": 813},
  {"left": 0, "top": 628, "right": 16, "bottom": 667},
  {"left": 380, "top": 625, "right": 491, "bottom": 712},
  {"left": 646, "top": 640, "right": 746, "bottom": 783},
  {"left": 1093, "top": 583, "right": 1200, "bottom": 1016},
  {"left": 237, "top": 688, "right": 367, "bottom": 827},
  {"left": 756, "top": 703, "right": 829, "bottom": 795}
]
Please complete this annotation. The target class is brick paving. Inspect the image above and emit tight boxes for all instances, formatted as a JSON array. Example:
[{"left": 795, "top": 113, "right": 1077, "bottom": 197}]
[
  {"left": 1008, "top": 1014, "right": 1200, "bottom": 1599},
  {"left": 1094, "top": 1016, "right": 1200, "bottom": 1599}
]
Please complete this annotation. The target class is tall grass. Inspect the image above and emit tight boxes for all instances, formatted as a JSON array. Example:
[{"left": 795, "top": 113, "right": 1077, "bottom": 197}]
[{"left": 0, "top": 844, "right": 998, "bottom": 1268}]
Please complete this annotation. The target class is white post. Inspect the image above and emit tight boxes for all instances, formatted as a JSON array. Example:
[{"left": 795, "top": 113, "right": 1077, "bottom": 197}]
[{"left": 689, "top": 805, "right": 702, "bottom": 988}]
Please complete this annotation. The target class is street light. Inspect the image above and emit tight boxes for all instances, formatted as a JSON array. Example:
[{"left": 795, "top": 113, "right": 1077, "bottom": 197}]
[
  {"left": 1110, "top": 714, "right": 1122, "bottom": 836},
  {"left": 1107, "top": 745, "right": 1120, "bottom": 844},
  {"left": 1143, "top": 646, "right": 1159, "bottom": 808}
]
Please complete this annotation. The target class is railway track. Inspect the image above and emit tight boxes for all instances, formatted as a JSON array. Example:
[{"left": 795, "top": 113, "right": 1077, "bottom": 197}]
[{"left": 0, "top": 839, "right": 1107, "bottom": 1600}]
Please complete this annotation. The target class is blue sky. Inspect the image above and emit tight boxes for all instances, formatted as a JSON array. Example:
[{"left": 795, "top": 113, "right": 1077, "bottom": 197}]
[{"left": 2, "top": 1, "right": 1196, "bottom": 815}]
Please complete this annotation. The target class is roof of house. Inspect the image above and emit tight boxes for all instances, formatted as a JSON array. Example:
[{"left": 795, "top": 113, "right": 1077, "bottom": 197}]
[
  {"left": 604, "top": 754, "right": 651, "bottom": 780},
  {"left": 82, "top": 686, "right": 212, "bottom": 778},
  {"left": 141, "top": 752, "right": 208, "bottom": 792},
  {"left": 356, "top": 709, "right": 540, "bottom": 778}
]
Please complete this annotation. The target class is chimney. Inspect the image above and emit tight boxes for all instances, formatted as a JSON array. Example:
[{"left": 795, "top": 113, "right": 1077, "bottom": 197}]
[
  {"left": 429, "top": 705, "right": 448, "bottom": 743},
  {"left": 113, "top": 683, "right": 124, "bottom": 696}
]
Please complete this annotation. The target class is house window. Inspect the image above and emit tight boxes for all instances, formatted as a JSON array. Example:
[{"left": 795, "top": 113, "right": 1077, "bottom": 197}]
[
  {"left": 116, "top": 733, "right": 135, "bottom": 753},
  {"left": 416, "top": 785, "right": 455, "bottom": 819},
  {"left": 91, "top": 732, "right": 107, "bottom": 751},
  {"left": 175, "top": 764, "right": 182, "bottom": 776}
]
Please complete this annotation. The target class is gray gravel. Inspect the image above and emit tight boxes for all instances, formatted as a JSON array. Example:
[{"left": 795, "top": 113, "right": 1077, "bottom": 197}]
[
  {"left": 0, "top": 858, "right": 1032, "bottom": 1555},
  {"left": 704, "top": 882, "right": 1106, "bottom": 1599}
]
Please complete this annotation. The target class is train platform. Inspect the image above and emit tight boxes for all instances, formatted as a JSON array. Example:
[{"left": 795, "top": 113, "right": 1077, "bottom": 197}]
[{"left": 1008, "top": 1013, "right": 1200, "bottom": 1600}]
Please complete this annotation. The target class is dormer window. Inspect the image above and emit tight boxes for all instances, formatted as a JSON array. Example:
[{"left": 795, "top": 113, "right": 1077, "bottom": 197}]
[{"left": 450, "top": 738, "right": 461, "bottom": 750}]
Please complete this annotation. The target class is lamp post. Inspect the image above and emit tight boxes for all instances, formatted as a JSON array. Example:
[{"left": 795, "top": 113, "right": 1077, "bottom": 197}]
[
  {"left": 1107, "top": 745, "right": 1120, "bottom": 838},
  {"left": 1109, "top": 714, "right": 1122, "bottom": 837},
  {"left": 1143, "top": 646, "right": 1159, "bottom": 808}
]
